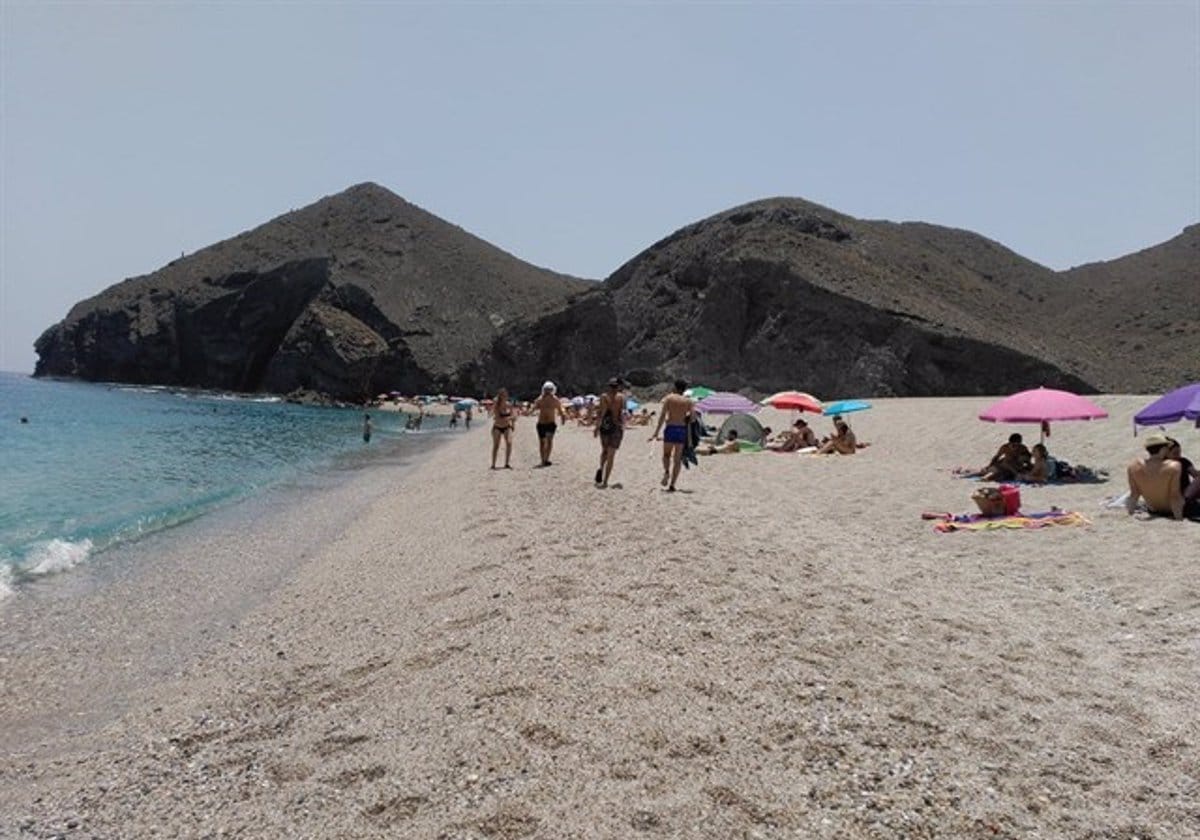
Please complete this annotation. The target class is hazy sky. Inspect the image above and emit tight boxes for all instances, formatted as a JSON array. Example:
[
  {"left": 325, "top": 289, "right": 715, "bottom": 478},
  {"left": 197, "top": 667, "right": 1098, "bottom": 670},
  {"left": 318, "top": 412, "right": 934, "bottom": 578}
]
[{"left": 1, "top": 2, "right": 1197, "bottom": 373}]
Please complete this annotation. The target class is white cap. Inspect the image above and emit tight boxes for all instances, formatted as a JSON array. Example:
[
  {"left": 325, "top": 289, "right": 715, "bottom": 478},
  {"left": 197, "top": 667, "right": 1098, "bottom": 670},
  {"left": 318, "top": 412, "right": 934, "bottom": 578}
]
[{"left": 542, "top": 380, "right": 556, "bottom": 393}]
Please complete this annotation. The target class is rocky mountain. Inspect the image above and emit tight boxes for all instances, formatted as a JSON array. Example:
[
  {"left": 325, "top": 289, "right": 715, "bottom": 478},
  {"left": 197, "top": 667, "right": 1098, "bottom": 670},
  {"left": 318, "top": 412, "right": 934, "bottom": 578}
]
[
  {"left": 1048, "top": 224, "right": 1199, "bottom": 392},
  {"left": 33, "top": 183, "right": 589, "bottom": 399},
  {"left": 473, "top": 200, "right": 1087, "bottom": 397},
  {"left": 34, "top": 186, "right": 1196, "bottom": 400}
]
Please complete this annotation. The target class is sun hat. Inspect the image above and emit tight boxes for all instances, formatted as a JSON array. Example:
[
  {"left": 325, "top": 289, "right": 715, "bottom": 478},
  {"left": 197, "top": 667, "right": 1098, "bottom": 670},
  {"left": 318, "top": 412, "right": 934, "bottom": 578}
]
[
  {"left": 542, "top": 380, "right": 556, "bottom": 393},
  {"left": 1143, "top": 432, "right": 1170, "bottom": 449}
]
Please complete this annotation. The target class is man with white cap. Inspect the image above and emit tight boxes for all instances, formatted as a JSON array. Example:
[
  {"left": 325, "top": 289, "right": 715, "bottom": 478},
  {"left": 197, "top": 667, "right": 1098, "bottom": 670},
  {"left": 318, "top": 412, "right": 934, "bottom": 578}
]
[
  {"left": 1126, "top": 432, "right": 1185, "bottom": 520},
  {"left": 533, "top": 380, "right": 567, "bottom": 467}
]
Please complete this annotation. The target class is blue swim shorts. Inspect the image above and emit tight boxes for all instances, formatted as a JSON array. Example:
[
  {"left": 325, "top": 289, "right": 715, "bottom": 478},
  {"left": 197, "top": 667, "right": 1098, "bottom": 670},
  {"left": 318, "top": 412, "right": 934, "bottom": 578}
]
[{"left": 663, "top": 424, "right": 687, "bottom": 444}]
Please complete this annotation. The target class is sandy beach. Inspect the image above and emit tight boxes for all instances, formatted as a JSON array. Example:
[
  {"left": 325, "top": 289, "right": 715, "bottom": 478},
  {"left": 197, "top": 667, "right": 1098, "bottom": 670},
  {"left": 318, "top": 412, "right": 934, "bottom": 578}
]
[{"left": 2, "top": 395, "right": 1197, "bottom": 838}]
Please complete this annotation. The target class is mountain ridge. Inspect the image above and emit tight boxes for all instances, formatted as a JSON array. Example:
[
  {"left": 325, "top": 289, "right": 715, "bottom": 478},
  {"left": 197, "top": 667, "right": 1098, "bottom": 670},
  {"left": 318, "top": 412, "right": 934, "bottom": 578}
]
[{"left": 33, "top": 183, "right": 1197, "bottom": 399}]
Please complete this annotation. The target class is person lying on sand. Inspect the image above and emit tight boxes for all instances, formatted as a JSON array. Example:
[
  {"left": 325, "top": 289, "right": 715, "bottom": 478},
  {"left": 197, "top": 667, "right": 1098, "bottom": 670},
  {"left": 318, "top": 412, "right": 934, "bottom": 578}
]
[
  {"left": 699, "top": 429, "right": 741, "bottom": 455},
  {"left": 1127, "top": 433, "right": 1187, "bottom": 520},
  {"left": 817, "top": 416, "right": 857, "bottom": 455}
]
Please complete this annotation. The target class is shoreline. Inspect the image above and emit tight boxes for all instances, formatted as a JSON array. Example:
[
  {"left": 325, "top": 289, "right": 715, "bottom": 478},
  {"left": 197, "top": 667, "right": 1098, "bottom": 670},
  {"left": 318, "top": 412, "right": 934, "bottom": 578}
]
[
  {"left": 0, "top": 424, "right": 454, "bottom": 749},
  {"left": 2, "top": 395, "right": 1197, "bottom": 837}
]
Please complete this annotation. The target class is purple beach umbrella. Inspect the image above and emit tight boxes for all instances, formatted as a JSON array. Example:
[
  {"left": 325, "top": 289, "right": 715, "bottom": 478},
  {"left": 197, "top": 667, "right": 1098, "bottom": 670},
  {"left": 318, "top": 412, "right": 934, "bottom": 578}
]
[
  {"left": 1133, "top": 382, "right": 1200, "bottom": 432},
  {"left": 695, "top": 391, "right": 760, "bottom": 415}
]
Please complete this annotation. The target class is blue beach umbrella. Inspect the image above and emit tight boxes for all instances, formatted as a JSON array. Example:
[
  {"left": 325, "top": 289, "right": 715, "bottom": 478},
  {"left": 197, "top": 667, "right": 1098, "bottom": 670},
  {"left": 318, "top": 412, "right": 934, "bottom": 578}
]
[
  {"left": 822, "top": 399, "right": 872, "bottom": 416},
  {"left": 626, "top": 398, "right": 641, "bottom": 412}
]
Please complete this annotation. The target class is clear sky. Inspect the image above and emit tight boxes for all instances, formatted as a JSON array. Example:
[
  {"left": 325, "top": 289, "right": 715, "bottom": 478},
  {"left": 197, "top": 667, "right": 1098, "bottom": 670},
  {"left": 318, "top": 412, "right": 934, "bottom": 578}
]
[{"left": 1, "top": 2, "right": 1197, "bottom": 373}]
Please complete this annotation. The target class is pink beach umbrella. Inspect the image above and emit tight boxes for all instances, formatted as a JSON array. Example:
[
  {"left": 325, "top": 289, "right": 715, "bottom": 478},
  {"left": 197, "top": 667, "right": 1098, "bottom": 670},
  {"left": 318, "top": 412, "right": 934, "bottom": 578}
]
[
  {"left": 762, "top": 391, "right": 823, "bottom": 413},
  {"left": 978, "top": 387, "right": 1108, "bottom": 442}
]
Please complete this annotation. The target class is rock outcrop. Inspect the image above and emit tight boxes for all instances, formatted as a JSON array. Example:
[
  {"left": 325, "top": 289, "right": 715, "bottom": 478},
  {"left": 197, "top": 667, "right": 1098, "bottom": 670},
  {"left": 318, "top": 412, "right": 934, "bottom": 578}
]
[
  {"left": 34, "top": 183, "right": 589, "bottom": 399},
  {"left": 469, "top": 200, "right": 1098, "bottom": 397}
]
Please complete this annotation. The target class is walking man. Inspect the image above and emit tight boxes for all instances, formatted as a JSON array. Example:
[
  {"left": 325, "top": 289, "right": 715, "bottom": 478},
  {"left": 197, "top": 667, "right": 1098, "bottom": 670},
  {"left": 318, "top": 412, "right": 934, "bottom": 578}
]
[
  {"left": 594, "top": 377, "right": 626, "bottom": 488},
  {"left": 533, "top": 381, "right": 567, "bottom": 466},
  {"left": 650, "top": 379, "right": 694, "bottom": 492}
]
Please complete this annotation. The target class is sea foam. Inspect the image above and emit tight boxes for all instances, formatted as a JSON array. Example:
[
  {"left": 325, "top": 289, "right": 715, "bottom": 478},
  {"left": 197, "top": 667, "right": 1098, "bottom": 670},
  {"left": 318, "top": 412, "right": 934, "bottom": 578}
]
[{"left": 22, "top": 538, "right": 94, "bottom": 577}]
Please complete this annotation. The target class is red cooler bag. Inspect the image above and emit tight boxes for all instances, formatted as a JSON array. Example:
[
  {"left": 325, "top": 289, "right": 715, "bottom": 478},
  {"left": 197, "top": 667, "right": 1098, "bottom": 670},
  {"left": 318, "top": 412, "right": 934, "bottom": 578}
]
[{"left": 999, "top": 484, "right": 1021, "bottom": 515}]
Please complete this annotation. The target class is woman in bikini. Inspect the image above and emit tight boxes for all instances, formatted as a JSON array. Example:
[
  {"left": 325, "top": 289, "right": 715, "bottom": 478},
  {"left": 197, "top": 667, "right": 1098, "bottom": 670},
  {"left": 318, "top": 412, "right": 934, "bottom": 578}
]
[{"left": 490, "top": 388, "right": 516, "bottom": 469}]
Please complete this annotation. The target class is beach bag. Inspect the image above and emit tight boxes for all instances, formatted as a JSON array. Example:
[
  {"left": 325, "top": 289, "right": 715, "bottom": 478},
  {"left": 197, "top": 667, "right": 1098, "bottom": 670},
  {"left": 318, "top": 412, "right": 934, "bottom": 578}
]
[
  {"left": 972, "top": 485, "right": 1021, "bottom": 517},
  {"left": 999, "top": 484, "right": 1021, "bottom": 514}
]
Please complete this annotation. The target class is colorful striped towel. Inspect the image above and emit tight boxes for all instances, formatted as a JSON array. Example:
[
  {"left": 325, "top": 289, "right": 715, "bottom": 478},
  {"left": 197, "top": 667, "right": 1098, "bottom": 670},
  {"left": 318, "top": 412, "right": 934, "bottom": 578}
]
[{"left": 930, "top": 510, "right": 1090, "bottom": 532}]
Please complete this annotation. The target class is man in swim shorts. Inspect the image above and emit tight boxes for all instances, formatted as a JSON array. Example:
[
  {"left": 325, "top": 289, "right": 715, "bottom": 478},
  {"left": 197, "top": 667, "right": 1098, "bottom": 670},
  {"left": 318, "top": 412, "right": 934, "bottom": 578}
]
[
  {"left": 533, "top": 381, "right": 567, "bottom": 467},
  {"left": 650, "top": 379, "right": 694, "bottom": 492}
]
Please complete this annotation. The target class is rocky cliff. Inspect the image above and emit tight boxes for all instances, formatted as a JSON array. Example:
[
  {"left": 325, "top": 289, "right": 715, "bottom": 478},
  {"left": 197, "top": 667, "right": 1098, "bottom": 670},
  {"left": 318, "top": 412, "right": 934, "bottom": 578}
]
[{"left": 34, "top": 183, "right": 589, "bottom": 399}]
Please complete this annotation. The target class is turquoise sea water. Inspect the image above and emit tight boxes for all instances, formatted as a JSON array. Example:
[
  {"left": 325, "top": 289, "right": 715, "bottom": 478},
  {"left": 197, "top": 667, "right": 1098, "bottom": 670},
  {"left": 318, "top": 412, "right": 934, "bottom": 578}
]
[{"left": 0, "top": 372, "right": 425, "bottom": 597}]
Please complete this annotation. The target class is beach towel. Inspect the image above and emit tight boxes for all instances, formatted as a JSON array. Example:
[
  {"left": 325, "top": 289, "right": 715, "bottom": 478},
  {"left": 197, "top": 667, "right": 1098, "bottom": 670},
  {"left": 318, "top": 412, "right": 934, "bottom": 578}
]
[
  {"left": 924, "top": 509, "right": 1090, "bottom": 532},
  {"left": 681, "top": 417, "right": 703, "bottom": 470},
  {"left": 950, "top": 464, "right": 1108, "bottom": 484}
]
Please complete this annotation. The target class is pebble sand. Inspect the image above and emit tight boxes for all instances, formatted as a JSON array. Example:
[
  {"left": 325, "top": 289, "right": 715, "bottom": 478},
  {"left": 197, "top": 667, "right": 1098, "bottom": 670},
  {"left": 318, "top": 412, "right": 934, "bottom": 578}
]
[{"left": 2, "top": 395, "right": 1197, "bottom": 838}]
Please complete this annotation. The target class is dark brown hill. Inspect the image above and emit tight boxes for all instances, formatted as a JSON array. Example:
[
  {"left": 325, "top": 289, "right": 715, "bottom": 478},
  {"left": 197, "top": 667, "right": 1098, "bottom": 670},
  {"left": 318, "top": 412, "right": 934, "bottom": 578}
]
[
  {"left": 34, "top": 183, "right": 589, "bottom": 398},
  {"left": 35, "top": 186, "right": 1195, "bottom": 400},
  {"left": 1048, "top": 224, "right": 1199, "bottom": 392},
  {"left": 474, "top": 199, "right": 1096, "bottom": 397}
]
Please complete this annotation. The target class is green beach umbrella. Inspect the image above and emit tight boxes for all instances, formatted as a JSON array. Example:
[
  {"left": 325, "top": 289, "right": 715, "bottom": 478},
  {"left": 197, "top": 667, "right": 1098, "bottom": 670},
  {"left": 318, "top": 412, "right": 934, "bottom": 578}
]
[{"left": 684, "top": 385, "right": 714, "bottom": 399}]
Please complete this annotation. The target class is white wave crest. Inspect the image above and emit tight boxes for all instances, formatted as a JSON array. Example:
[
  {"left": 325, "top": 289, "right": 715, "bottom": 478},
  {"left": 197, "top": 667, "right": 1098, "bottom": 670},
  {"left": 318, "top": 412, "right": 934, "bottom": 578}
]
[
  {"left": 22, "top": 538, "right": 94, "bottom": 577},
  {"left": 0, "top": 565, "right": 14, "bottom": 600}
]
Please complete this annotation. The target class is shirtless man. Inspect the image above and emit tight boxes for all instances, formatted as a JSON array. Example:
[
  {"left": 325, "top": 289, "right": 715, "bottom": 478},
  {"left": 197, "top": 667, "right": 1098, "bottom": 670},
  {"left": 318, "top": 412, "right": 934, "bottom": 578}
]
[
  {"left": 793, "top": 418, "right": 818, "bottom": 448},
  {"left": 817, "top": 416, "right": 857, "bottom": 455},
  {"left": 533, "top": 381, "right": 567, "bottom": 467},
  {"left": 1126, "top": 433, "right": 1185, "bottom": 520},
  {"left": 981, "top": 433, "right": 1030, "bottom": 480},
  {"left": 594, "top": 377, "right": 626, "bottom": 488},
  {"left": 650, "top": 379, "right": 694, "bottom": 492}
]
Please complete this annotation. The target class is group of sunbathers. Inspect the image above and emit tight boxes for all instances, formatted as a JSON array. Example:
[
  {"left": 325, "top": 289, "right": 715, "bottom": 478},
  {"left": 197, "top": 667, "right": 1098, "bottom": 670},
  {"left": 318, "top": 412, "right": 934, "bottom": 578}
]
[
  {"left": 961, "top": 433, "right": 1066, "bottom": 483},
  {"left": 960, "top": 430, "right": 1197, "bottom": 522},
  {"left": 764, "top": 414, "right": 863, "bottom": 455}
]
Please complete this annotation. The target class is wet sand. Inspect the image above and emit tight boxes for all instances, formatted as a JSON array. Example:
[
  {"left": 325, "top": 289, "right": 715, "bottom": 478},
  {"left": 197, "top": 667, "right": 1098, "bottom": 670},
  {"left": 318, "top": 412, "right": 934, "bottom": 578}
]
[{"left": 1, "top": 395, "right": 1197, "bottom": 838}]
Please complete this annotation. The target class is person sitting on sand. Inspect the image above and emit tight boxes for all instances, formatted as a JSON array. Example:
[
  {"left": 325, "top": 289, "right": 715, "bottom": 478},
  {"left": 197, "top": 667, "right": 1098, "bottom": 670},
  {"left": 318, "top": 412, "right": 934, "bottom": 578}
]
[
  {"left": 817, "top": 416, "right": 857, "bottom": 455},
  {"left": 1126, "top": 433, "right": 1186, "bottom": 520},
  {"left": 1165, "top": 437, "right": 1200, "bottom": 512},
  {"left": 968, "top": 433, "right": 1030, "bottom": 480},
  {"left": 767, "top": 419, "right": 816, "bottom": 452},
  {"left": 699, "top": 429, "right": 741, "bottom": 455},
  {"left": 1018, "top": 443, "right": 1057, "bottom": 484},
  {"left": 792, "top": 418, "right": 818, "bottom": 449}
]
